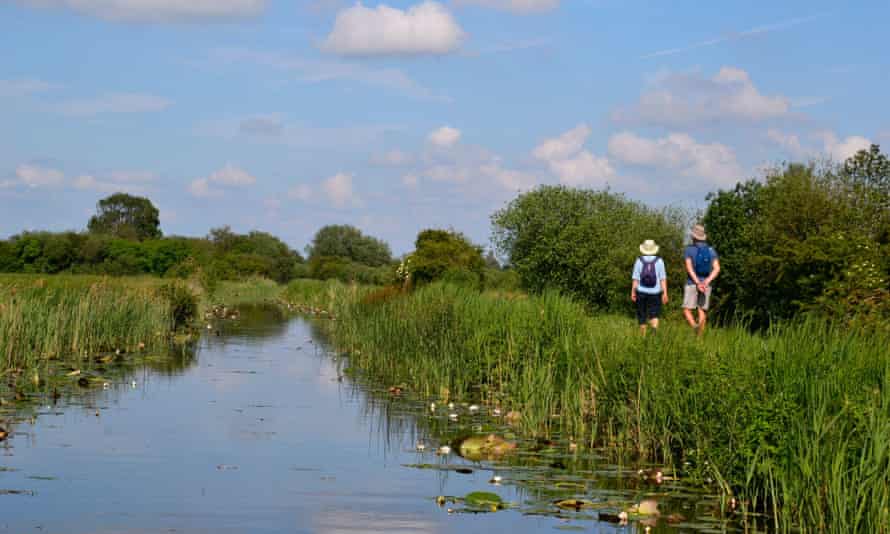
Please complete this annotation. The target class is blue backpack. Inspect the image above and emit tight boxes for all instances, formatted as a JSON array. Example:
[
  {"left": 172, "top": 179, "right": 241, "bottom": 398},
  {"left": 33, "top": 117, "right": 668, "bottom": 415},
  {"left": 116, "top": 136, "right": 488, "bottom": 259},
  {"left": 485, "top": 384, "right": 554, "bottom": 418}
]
[
  {"left": 694, "top": 245, "right": 713, "bottom": 278},
  {"left": 640, "top": 257, "right": 658, "bottom": 288}
]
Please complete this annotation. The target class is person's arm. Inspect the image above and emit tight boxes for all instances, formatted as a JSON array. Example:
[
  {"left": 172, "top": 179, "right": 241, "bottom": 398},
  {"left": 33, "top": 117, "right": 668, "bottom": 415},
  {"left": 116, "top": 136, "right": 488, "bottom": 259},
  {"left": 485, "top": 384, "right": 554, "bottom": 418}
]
[
  {"left": 685, "top": 256, "right": 700, "bottom": 285},
  {"left": 704, "top": 259, "right": 721, "bottom": 286},
  {"left": 658, "top": 259, "right": 668, "bottom": 303},
  {"left": 631, "top": 259, "right": 640, "bottom": 302}
]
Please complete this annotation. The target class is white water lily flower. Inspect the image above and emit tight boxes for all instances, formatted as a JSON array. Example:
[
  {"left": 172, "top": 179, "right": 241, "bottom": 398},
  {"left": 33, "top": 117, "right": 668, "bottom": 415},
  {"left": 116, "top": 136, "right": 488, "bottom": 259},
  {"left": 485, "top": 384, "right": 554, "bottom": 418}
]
[
  {"left": 448, "top": 413, "right": 458, "bottom": 421},
  {"left": 437, "top": 445, "right": 451, "bottom": 455},
  {"left": 469, "top": 404, "right": 479, "bottom": 412}
]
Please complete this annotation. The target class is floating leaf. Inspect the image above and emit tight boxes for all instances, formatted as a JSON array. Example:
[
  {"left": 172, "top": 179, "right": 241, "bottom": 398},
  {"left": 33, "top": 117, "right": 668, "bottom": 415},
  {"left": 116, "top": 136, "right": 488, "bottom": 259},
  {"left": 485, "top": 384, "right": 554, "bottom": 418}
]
[
  {"left": 554, "top": 499, "right": 598, "bottom": 510},
  {"left": 464, "top": 491, "right": 503, "bottom": 508}
]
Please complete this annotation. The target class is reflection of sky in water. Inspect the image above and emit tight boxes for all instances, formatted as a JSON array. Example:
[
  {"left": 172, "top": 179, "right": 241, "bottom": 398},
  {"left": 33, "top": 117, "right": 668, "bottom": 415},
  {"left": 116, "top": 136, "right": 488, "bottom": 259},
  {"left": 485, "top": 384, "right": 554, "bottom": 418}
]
[{"left": 1, "top": 312, "right": 634, "bottom": 534}]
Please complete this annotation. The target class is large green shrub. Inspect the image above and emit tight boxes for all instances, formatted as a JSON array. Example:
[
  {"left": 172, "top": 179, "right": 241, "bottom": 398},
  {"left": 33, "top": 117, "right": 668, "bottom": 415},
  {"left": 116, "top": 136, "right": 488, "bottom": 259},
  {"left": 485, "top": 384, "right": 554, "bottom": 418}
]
[
  {"left": 409, "top": 229, "right": 485, "bottom": 286},
  {"left": 306, "top": 225, "right": 392, "bottom": 267},
  {"left": 703, "top": 147, "right": 890, "bottom": 328},
  {"left": 492, "top": 185, "right": 685, "bottom": 311}
]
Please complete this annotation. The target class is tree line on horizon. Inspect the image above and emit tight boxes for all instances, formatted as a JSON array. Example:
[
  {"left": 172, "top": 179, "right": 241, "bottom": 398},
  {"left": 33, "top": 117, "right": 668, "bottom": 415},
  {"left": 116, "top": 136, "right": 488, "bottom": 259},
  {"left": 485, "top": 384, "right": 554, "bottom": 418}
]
[{"left": 1, "top": 145, "right": 888, "bottom": 329}]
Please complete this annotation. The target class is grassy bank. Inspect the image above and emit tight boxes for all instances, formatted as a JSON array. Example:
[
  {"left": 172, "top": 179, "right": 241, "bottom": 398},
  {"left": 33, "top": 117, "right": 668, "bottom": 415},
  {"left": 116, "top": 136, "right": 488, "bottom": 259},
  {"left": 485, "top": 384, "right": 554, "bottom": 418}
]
[
  {"left": 0, "top": 274, "right": 175, "bottom": 372},
  {"left": 283, "top": 279, "right": 890, "bottom": 532},
  {"left": 0, "top": 274, "right": 287, "bottom": 373}
]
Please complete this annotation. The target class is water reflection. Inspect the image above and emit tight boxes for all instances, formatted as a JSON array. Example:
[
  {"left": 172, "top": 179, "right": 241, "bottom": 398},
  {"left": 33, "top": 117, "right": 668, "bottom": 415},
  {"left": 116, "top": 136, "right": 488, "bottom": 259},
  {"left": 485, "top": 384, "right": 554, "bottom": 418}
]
[{"left": 0, "top": 308, "right": 746, "bottom": 534}]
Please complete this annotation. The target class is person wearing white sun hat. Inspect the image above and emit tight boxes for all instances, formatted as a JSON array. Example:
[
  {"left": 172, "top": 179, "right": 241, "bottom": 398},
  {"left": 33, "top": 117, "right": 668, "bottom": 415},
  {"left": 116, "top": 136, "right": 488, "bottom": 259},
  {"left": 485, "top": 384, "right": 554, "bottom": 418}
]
[{"left": 631, "top": 239, "right": 668, "bottom": 335}]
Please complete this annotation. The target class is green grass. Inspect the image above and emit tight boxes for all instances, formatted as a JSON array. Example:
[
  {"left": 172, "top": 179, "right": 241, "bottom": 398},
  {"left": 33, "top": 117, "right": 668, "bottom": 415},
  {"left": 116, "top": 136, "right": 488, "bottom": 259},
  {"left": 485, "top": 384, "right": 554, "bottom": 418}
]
[
  {"left": 283, "top": 279, "right": 890, "bottom": 532},
  {"left": 208, "top": 277, "right": 284, "bottom": 309},
  {"left": 0, "top": 274, "right": 173, "bottom": 371},
  {"left": 0, "top": 274, "right": 287, "bottom": 373}
]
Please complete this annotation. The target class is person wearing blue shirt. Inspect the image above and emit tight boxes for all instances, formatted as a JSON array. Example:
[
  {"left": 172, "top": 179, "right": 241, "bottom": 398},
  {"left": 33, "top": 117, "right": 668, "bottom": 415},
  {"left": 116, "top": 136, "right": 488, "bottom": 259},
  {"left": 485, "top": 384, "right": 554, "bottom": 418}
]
[
  {"left": 683, "top": 224, "right": 721, "bottom": 336},
  {"left": 631, "top": 239, "right": 668, "bottom": 335}
]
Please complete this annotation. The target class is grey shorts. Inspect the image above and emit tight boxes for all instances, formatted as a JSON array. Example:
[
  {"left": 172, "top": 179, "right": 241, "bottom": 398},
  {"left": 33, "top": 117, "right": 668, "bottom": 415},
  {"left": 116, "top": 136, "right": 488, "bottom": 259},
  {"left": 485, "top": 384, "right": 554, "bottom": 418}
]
[{"left": 683, "top": 284, "right": 712, "bottom": 310}]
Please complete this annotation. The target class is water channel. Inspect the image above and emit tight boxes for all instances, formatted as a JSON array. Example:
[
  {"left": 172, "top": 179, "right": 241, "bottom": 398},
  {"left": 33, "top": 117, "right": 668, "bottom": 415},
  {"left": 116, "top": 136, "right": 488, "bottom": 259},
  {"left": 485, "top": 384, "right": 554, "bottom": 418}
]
[{"left": 1, "top": 306, "right": 739, "bottom": 533}]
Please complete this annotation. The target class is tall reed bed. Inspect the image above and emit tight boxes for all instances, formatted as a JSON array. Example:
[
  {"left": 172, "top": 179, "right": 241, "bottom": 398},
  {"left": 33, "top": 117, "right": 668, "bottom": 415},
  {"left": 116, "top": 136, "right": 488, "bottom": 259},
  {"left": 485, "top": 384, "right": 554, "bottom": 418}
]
[
  {"left": 0, "top": 274, "right": 174, "bottom": 371},
  {"left": 284, "top": 280, "right": 890, "bottom": 531}
]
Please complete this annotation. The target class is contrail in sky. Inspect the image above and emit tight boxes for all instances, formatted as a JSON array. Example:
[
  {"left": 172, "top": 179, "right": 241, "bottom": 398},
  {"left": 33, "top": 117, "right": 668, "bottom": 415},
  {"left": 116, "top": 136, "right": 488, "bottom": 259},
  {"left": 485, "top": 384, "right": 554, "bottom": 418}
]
[{"left": 641, "top": 13, "right": 825, "bottom": 59}]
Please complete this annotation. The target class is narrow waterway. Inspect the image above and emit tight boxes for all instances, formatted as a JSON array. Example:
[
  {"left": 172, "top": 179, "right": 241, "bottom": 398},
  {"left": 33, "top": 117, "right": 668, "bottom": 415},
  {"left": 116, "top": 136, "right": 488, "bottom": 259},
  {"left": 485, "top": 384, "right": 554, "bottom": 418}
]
[{"left": 1, "top": 307, "right": 734, "bottom": 533}]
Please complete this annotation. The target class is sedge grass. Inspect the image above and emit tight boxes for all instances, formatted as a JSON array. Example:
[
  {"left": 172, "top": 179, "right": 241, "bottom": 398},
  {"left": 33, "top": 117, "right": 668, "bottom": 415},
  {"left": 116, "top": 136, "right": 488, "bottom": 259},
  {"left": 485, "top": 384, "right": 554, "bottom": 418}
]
[
  {"left": 284, "top": 279, "right": 890, "bottom": 532},
  {"left": 0, "top": 274, "right": 173, "bottom": 371}
]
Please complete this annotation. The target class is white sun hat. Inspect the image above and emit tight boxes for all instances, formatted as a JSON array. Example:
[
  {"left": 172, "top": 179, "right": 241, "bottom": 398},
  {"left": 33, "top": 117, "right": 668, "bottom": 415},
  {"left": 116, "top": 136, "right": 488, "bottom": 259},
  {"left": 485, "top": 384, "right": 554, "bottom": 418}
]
[{"left": 639, "top": 239, "right": 659, "bottom": 255}]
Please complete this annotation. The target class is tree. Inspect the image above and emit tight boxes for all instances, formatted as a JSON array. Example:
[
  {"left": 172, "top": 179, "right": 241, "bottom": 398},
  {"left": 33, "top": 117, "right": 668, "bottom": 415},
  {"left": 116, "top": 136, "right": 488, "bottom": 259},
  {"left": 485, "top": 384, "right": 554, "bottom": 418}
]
[
  {"left": 492, "top": 185, "right": 685, "bottom": 310},
  {"left": 307, "top": 225, "right": 391, "bottom": 267},
  {"left": 409, "top": 229, "right": 485, "bottom": 286},
  {"left": 840, "top": 144, "right": 890, "bottom": 244},
  {"left": 703, "top": 152, "right": 890, "bottom": 328},
  {"left": 87, "top": 193, "right": 162, "bottom": 241}
]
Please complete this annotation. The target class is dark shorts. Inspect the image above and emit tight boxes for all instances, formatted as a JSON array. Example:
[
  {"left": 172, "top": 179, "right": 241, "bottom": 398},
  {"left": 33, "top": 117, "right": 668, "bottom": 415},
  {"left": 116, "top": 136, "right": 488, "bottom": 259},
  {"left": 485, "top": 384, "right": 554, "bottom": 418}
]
[{"left": 636, "top": 292, "right": 662, "bottom": 324}]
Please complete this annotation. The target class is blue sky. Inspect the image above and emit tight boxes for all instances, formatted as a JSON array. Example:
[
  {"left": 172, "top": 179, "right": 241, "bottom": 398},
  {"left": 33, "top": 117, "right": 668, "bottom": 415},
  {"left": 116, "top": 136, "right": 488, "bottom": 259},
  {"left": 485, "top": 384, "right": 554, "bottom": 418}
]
[{"left": 1, "top": 0, "right": 888, "bottom": 254}]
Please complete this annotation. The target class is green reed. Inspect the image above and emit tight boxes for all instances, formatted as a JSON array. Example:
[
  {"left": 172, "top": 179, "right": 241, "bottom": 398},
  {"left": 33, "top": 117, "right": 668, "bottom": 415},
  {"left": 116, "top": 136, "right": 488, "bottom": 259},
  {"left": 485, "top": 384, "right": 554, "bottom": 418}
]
[
  {"left": 284, "top": 279, "right": 890, "bottom": 532},
  {"left": 0, "top": 274, "right": 173, "bottom": 371}
]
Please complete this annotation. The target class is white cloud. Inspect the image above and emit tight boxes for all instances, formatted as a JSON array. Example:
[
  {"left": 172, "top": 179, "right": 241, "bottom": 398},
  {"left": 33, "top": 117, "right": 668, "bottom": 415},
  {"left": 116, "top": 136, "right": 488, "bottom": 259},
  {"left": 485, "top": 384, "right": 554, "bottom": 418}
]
[
  {"left": 288, "top": 184, "right": 313, "bottom": 201},
  {"left": 822, "top": 132, "right": 871, "bottom": 162},
  {"left": 74, "top": 173, "right": 151, "bottom": 194},
  {"left": 479, "top": 160, "right": 537, "bottom": 190},
  {"left": 15, "top": 164, "right": 64, "bottom": 188},
  {"left": 533, "top": 124, "right": 615, "bottom": 187},
  {"left": 239, "top": 115, "right": 284, "bottom": 137},
  {"left": 322, "top": 173, "right": 359, "bottom": 207},
  {"left": 615, "top": 67, "right": 790, "bottom": 126},
  {"left": 188, "top": 177, "right": 217, "bottom": 198},
  {"left": 57, "top": 92, "right": 171, "bottom": 117},
  {"left": 548, "top": 151, "right": 614, "bottom": 187},
  {"left": 206, "top": 164, "right": 256, "bottom": 186},
  {"left": 532, "top": 124, "right": 590, "bottom": 161},
  {"left": 0, "top": 78, "right": 58, "bottom": 97},
  {"left": 217, "top": 48, "right": 450, "bottom": 102},
  {"left": 767, "top": 129, "right": 807, "bottom": 158},
  {"left": 428, "top": 126, "right": 461, "bottom": 148},
  {"left": 321, "top": 1, "right": 465, "bottom": 57},
  {"left": 454, "top": 0, "right": 558, "bottom": 14},
  {"left": 608, "top": 131, "right": 743, "bottom": 186},
  {"left": 767, "top": 129, "right": 873, "bottom": 162},
  {"left": 372, "top": 149, "right": 413, "bottom": 166},
  {"left": 641, "top": 14, "right": 822, "bottom": 59},
  {"left": 189, "top": 164, "right": 256, "bottom": 197},
  {"left": 402, "top": 173, "right": 419, "bottom": 188},
  {"left": 16, "top": 0, "right": 266, "bottom": 22}
]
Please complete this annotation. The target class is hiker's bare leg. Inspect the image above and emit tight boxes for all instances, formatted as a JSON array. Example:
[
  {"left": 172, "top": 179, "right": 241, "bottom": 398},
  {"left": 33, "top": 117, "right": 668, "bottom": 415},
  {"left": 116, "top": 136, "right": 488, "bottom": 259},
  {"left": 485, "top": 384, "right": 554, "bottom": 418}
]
[
  {"left": 639, "top": 324, "right": 648, "bottom": 335},
  {"left": 697, "top": 309, "right": 707, "bottom": 336},
  {"left": 683, "top": 308, "right": 697, "bottom": 328},
  {"left": 649, "top": 318, "right": 659, "bottom": 330}
]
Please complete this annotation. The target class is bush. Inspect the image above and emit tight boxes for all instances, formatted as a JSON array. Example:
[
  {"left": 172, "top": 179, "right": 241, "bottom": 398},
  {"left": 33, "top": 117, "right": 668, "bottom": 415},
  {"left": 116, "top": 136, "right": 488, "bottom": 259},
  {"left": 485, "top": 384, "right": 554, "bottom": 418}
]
[
  {"left": 703, "top": 150, "right": 890, "bottom": 328},
  {"left": 307, "top": 225, "right": 392, "bottom": 267},
  {"left": 157, "top": 282, "right": 198, "bottom": 330},
  {"left": 409, "top": 229, "right": 485, "bottom": 286},
  {"left": 483, "top": 268, "right": 521, "bottom": 292},
  {"left": 492, "top": 185, "right": 685, "bottom": 311}
]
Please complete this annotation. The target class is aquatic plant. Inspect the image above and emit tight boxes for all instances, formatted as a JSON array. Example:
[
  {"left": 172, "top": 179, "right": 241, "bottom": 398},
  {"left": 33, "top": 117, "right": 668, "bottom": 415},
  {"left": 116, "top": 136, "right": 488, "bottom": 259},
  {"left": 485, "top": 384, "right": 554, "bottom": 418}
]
[{"left": 284, "top": 279, "right": 890, "bottom": 531}]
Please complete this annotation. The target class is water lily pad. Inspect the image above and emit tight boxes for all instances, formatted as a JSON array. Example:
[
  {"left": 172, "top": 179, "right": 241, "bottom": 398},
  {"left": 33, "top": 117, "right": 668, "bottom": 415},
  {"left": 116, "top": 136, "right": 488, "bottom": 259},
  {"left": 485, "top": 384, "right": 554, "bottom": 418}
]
[
  {"left": 457, "top": 434, "right": 517, "bottom": 461},
  {"left": 554, "top": 499, "right": 598, "bottom": 510},
  {"left": 464, "top": 491, "right": 503, "bottom": 507}
]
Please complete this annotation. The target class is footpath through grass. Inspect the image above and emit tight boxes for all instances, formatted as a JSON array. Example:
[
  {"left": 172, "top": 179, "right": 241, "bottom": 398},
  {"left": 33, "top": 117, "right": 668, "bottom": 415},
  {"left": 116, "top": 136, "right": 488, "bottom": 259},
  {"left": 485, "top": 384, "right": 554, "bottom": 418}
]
[{"left": 283, "top": 279, "right": 890, "bottom": 532}]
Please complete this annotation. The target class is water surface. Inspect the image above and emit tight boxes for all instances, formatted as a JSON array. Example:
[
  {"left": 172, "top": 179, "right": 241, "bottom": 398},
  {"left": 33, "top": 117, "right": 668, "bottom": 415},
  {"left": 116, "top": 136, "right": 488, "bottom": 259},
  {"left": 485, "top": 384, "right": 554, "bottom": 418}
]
[{"left": 1, "top": 307, "right": 730, "bottom": 533}]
